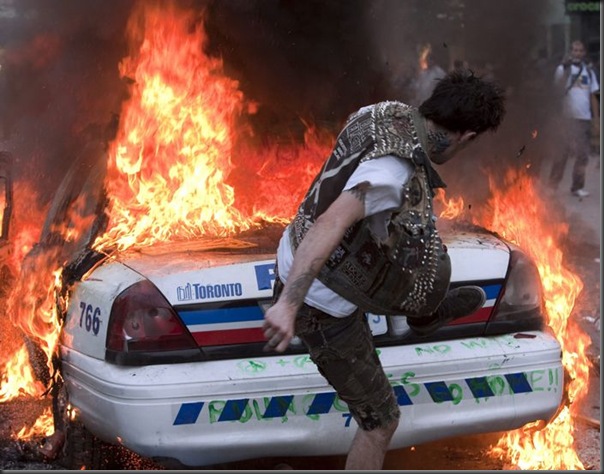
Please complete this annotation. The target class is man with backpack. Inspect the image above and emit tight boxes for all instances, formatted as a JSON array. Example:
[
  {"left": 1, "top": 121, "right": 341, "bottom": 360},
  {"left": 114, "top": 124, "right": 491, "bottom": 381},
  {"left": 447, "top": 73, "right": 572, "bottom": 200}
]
[{"left": 549, "top": 40, "right": 600, "bottom": 198}]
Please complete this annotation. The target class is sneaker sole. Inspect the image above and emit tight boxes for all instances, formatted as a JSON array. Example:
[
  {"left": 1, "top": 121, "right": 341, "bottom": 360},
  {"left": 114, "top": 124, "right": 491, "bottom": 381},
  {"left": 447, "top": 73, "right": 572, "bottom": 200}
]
[{"left": 408, "top": 285, "right": 486, "bottom": 337}]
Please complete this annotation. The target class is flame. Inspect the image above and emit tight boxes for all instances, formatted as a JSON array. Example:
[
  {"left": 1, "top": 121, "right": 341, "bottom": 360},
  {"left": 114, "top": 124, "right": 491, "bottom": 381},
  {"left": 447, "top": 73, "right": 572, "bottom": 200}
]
[
  {"left": 13, "top": 406, "right": 54, "bottom": 440},
  {"left": 1, "top": 1, "right": 328, "bottom": 441},
  {"left": 0, "top": 2, "right": 592, "bottom": 465},
  {"left": 0, "top": 179, "right": 49, "bottom": 404},
  {"left": 93, "top": 3, "right": 328, "bottom": 253},
  {"left": 0, "top": 346, "right": 45, "bottom": 401},
  {"left": 0, "top": 175, "right": 80, "bottom": 442},
  {"left": 435, "top": 188, "right": 466, "bottom": 220},
  {"left": 0, "top": 188, "right": 5, "bottom": 235},
  {"left": 418, "top": 43, "right": 432, "bottom": 71},
  {"left": 471, "top": 168, "right": 590, "bottom": 469},
  {"left": 6, "top": 180, "right": 48, "bottom": 272}
]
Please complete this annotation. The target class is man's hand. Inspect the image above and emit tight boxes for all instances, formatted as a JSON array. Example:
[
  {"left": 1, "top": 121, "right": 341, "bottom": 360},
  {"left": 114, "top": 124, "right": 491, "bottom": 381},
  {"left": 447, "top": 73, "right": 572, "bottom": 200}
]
[
  {"left": 262, "top": 189, "right": 365, "bottom": 353},
  {"left": 262, "top": 300, "right": 297, "bottom": 352}
]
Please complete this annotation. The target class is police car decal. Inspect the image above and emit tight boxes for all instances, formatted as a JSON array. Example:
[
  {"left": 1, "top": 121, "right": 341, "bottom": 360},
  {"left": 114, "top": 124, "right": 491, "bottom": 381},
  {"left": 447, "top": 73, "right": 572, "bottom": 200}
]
[
  {"left": 164, "top": 261, "right": 276, "bottom": 304},
  {"left": 175, "top": 283, "right": 501, "bottom": 347}
]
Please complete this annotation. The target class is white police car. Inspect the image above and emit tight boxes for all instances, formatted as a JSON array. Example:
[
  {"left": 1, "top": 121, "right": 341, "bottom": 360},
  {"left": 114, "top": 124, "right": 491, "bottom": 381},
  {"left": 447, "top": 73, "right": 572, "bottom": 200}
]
[{"left": 35, "top": 146, "right": 563, "bottom": 469}]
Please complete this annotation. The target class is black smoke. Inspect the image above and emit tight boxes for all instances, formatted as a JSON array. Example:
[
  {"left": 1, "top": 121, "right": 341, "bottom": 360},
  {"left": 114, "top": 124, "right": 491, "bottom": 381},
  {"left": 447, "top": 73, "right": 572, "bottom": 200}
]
[{"left": 0, "top": 0, "right": 134, "bottom": 202}]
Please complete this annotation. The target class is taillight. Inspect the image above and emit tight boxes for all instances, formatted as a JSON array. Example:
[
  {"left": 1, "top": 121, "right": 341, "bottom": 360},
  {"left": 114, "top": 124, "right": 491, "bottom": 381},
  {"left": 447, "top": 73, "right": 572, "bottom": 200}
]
[
  {"left": 491, "top": 249, "right": 544, "bottom": 322},
  {"left": 106, "top": 280, "right": 201, "bottom": 365}
]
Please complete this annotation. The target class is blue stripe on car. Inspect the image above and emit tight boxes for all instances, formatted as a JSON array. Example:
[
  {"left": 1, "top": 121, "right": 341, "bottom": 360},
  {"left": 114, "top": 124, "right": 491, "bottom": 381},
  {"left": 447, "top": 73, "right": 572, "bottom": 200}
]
[
  {"left": 174, "top": 402, "right": 204, "bottom": 425},
  {"left": 465, "top": 376, "right": 495, "bottom": 398},
  {"left": 172, "top": 372, "right": 533, "bottom": 425},
  {"left": 393, "top": 385, "right": 413, "bottom": 406},
  {"left": 218, "top": 399, "right": 250, "bottom": 421},
  {"left": 482, "top": 284, "right": 501, "bottom": 300},
  {"left": 263, "top": 395, "right": 295, "bottom": 418},
  {"left": 425, "top": 381, "right": 455, "bottom": 402},
  {"left": 307, "top": 392, "right": 337, "bottom": 415},
  {"left": 505, "top": 372, "right": 533, "bottom": 393}
]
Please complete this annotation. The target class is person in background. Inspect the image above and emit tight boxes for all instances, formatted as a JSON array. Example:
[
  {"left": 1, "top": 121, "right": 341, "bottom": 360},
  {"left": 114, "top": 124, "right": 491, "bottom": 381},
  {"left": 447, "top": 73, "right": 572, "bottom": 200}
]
[
  {"left": 549, "top": 39, "right": 600, "bottom": 198},
  {"left": 262, "top": 70, "right": 506, "bottom": 470}
]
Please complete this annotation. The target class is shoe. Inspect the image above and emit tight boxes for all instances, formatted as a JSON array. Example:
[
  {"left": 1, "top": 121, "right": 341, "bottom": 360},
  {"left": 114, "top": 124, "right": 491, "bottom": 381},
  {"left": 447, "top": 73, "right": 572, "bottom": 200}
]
[
  {"left": 407, "top": 286, "right": 486, "bottom": 337},
  {"left": 572, "top": 188, "right": 590, "bottom": 198}
]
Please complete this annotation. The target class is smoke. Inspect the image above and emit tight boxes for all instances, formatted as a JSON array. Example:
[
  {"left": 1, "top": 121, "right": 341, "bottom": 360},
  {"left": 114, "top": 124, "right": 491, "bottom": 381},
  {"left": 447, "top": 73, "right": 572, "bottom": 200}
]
[
  {"left": 0, "top": 0, "right": 134, "bottom": 202},
  {"left": 1, "top": 0, "right": 561, "bottom": 205}
]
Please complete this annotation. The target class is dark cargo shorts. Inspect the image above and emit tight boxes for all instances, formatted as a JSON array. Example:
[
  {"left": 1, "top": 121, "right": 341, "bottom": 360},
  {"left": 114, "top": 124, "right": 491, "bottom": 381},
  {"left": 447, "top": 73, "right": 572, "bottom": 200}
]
[{"left": 273, "top": 277, "right": 400, "bottom": 431}]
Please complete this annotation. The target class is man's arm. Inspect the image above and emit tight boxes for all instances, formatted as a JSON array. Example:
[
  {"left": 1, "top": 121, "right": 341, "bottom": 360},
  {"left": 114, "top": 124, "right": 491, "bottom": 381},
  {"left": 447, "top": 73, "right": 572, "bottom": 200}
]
[{"left": 262, "top": 186, "right": 367, "bottom": 352}]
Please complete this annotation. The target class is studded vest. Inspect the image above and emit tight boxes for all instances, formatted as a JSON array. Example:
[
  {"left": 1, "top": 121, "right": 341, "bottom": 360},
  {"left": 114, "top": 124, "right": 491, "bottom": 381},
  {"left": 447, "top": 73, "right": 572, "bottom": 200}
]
[{"left": 289, "top": 101, "right": 451, "bottom": 317}]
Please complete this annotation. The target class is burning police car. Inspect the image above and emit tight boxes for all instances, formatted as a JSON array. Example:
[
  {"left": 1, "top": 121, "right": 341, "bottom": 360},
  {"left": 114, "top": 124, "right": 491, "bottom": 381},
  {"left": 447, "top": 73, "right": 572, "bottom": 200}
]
[
  {"left": 5, "top": 5, "right": 563, "bottom": 469},
  {"left": 32, "top": 143, "right": 564, "bottom": 470}
]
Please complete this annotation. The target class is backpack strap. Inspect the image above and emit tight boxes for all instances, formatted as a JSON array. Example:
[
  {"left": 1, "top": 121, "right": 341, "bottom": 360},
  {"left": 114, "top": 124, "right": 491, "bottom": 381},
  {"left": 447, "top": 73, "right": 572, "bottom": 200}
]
[{"left": 565, "top": 62, "right": 585, "bottom": 95}]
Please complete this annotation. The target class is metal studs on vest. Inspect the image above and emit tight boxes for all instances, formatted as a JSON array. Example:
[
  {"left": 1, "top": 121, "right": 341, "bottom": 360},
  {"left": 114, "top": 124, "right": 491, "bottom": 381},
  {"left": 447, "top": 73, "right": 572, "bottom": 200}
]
[{"left": 291, "top": 102, "right": 452, "bottom": 316}]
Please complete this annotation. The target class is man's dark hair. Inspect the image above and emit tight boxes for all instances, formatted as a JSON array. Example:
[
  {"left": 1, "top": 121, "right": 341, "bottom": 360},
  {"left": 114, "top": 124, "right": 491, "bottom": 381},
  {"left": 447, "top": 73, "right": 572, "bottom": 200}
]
[{"left": 418, "top": 70, "right": 506, "bottom": 134}]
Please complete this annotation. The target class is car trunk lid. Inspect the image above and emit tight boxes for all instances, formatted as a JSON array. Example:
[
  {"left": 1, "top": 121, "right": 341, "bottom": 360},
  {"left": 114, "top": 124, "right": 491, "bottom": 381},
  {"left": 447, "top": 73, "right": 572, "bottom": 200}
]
[{"left": 114, "top": 229, "right": 511, "bottom": 355}]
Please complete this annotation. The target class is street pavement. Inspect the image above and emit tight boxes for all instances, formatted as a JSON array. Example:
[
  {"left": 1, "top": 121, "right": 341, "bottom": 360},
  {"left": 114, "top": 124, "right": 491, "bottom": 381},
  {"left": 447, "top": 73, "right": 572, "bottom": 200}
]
[{"left": 552, "top": 153, "right": 601, "bottom": 245}]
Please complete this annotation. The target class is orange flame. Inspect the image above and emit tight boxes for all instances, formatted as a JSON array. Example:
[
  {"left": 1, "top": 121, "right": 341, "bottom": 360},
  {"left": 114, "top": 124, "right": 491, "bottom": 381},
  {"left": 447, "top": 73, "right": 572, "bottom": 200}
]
[
  {"left": 0, "top": 179, "right": 49, "bottom": 405},
  {"left": 0, "top": 346, "right": 45, "bottom": 402},
  {"left": 93, "top": 2, "right": 248, "bottom": 251},
  {"left": 418, "top": 43, "right": 432, "bottom": 71},
  {"left": 0, "top": 175, "right": 80, "bottom": 443},
  {"left": 93, "top": 3, "right": 329, "bottom": 254},
  {"left": 473, "top": 169, "right": 590, "bottom": 469},
  {"left": 435, "top": 188, "right": 466, "bottom": 220},
  {"left": 0, "top": 191, "right": 5, "bottom": 236},
  {"left": 13, "top": 406, "right": 54, "bottom": 440}
]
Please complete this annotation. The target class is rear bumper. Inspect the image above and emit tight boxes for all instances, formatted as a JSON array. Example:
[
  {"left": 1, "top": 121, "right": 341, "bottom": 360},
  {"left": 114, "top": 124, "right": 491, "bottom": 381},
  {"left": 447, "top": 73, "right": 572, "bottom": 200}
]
[{"left": 60, "top": 330, "right": 563, "bottom": 467}]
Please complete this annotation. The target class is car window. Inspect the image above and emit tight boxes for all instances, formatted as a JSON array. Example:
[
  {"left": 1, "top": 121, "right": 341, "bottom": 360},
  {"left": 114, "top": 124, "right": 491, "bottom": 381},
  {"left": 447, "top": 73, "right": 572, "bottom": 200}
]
[{"left": 39, "top": 141, "right": 107, "bottom": 259}]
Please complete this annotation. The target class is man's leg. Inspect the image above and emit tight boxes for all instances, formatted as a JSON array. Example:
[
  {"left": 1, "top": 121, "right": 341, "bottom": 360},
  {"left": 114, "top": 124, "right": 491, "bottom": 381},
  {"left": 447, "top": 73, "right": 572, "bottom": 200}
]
[
  {"left": 549, "top": 150, "right": 569, "bottom": 190},
  {"left": 345, "top": 418, "right": 398, "bottom": 469},
  {"left": 571, "top": 152, "right": 589, "bottom": 193},
  {"left": 570, "top": 120, "right": 592, "bottom": 193},
  {"left": 549, "top": 120, "right": 576, "bottom": 190},
  {"left": 296, "top": 308, "right": 400, "bottom": 470}
]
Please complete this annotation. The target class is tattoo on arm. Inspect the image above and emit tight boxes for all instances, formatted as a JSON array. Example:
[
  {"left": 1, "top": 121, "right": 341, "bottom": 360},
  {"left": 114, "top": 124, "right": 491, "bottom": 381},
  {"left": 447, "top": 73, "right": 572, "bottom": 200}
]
[
  {"left": 283, "top": 258, "right": 325, "bottom": 306},
  {"left": 284, "top": 273, "right": 313, "bottom": 305}
]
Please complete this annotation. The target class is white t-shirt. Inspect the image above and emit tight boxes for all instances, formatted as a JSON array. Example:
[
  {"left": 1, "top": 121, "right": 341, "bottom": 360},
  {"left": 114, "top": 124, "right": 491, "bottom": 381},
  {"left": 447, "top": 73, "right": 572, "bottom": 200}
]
[
  {"left": 276, "top": 155, "right": 414, "bottom": 317},
  {"left": 554, "top": 62, "right": 599, "bottom": 120}
]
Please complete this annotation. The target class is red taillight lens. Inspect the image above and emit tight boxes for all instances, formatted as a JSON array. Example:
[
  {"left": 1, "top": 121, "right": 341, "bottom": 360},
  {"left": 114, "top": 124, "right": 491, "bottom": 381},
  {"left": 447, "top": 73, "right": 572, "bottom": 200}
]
[
  {"left": 491, "top": 249, "right": 544, "bottom": 322},
  {"left": 106, "top": 280, "right": 197, "bottom": 353}
]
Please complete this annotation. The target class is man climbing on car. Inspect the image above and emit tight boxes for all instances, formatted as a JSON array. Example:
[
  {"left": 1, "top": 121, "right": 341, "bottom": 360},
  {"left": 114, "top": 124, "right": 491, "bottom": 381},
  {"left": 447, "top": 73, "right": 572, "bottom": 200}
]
[{"left": 262, "top": 69, "right": 506, "bottom": 470}]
